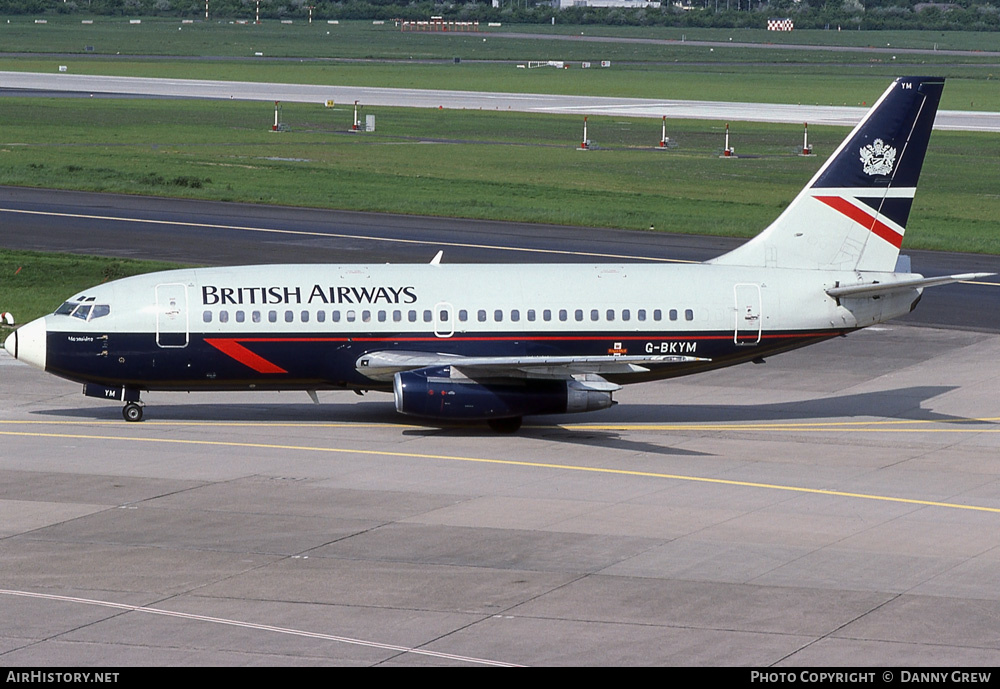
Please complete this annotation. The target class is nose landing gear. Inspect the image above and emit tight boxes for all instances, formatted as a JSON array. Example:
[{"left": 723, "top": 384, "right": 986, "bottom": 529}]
[{"left": 83, "top": 383, "right": 144, "bottom": 422}]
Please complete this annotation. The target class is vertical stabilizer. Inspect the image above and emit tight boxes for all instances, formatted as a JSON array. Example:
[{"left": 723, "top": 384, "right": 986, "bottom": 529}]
[{"left": 712, "top": 77, "right": 945, "bottom": 272}]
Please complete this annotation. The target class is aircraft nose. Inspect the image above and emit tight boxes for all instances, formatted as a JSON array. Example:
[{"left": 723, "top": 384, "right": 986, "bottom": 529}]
[{"left": 4, "top": 317, "right": 47, "bottom": 371}]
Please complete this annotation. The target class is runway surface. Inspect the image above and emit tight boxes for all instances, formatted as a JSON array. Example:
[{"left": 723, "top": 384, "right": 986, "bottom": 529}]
[
  {"left": 2, "top": 188, "right": 1000, "bottom": 665},
  {"left": 2, "top": 71, "right": 997, "bottom": 131}
]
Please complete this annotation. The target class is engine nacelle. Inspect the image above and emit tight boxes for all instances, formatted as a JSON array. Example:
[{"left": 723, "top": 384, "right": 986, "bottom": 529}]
[{"left": 393, "top": 367, "right": 613, "bottom": 421}]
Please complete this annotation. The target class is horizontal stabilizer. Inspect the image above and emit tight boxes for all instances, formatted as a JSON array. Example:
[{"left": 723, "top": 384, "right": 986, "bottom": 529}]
[{"left": 826, "top": 272, "right": 994, "bottom": 299}]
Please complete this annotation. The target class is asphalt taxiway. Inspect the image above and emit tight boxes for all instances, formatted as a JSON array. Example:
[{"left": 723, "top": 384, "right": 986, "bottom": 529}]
[
  {"left": 3, "top": 190, "right": 1000, "bottom": 665},
  {"left": 2, "top": 187, "right": 999, "bottom": 332}
]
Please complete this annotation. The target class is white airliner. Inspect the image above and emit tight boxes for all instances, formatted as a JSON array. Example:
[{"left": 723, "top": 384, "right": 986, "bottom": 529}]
[{"left": 4, "top": 77, "right": 990, "bottom": 431}]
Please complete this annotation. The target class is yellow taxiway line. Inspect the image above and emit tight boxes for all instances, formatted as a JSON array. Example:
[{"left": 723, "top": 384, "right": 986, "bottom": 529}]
[{"left": 2, "top": 418, "right": 999, "bottom": 515}]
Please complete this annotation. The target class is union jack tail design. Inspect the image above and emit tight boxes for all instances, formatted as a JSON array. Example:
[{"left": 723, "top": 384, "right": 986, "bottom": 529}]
[{"left": 713, "top": 77, "right": 945, "bottom": 272}]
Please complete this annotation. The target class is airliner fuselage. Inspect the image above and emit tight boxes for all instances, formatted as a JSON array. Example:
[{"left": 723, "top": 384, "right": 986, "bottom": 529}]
[{"left": 16, "top": 261, "right": 918, "bottom": 389}]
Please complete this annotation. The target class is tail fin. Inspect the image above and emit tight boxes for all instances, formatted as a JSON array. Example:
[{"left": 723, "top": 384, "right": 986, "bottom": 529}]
[{"left": 712, "top": 77, "right": 945, "bottom": 272}]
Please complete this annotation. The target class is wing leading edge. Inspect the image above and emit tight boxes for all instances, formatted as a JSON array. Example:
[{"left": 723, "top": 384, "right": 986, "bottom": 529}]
[{"left": 356, "top": 350, "right": 710, "bottom": 384}]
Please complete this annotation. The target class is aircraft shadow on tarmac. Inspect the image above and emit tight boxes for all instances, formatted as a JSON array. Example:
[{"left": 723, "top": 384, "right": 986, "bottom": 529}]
[
  {"left": 596, "top": 384, "right": 980, "bottom": 425},
  {"left": 410, "top": 384, "right": 989, "bottom": 456},
  {"left": 32, "top": 385, "right": 988, "bottom": 458}
]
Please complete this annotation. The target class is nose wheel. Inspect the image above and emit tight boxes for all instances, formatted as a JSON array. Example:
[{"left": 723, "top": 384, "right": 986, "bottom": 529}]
[{"left": 123, "top": 402, "right": 144, "bottom": 422}]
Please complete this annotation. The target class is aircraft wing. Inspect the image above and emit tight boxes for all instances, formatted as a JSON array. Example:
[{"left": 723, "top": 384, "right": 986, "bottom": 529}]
[
  {"left": 356, "top": 350, "right": 710, "bottom": 383},
  {"left": 826, "top": 272, "right": 994, "bottom": 299}
]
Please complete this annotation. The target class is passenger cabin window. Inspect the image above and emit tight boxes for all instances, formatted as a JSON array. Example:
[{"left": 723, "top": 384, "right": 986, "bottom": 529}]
[{"left": 685, "top": 309, "right": 694, "bottom": 321}]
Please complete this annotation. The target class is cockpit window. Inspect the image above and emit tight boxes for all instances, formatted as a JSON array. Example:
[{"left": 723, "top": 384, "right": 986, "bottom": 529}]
[{"left": 55, "top": 302, "right": 110, "bottom": 321}]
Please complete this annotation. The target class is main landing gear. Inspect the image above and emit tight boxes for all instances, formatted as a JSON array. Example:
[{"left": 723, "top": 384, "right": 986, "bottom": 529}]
[
  {"left": 487, "top": 416, "right": 523, "bottom": 433},
  {"left": 122, "top": 401, "right": 144, "bottom": 422}
]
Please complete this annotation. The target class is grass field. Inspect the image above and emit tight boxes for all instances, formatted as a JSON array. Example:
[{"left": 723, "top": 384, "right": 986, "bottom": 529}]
[
  {"left": 1, "top": 97, "right": 996, "bottom": 252},
  {"left": 0, "top": 250, "right": 189, "bottom": 326},
  {"left": 3, "top": 18, "right": 1000, "bottom": 56}
]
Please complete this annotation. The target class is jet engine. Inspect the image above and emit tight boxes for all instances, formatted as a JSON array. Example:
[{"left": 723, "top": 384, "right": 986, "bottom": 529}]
[{"left": 393, "top": 366, "right": 614, "bottom": 423}]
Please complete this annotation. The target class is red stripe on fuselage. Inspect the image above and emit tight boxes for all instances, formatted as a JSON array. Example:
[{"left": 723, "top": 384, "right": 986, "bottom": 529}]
[
  {"left": 204, "top": 338, "right": 288, "bottom": 374},
  {"left": 814, "top": 195, "right": 903, "bottom": 249}
]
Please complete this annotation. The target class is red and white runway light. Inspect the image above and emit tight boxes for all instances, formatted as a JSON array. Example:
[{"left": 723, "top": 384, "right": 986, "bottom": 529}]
[
  {"left": 801, "top": 122, "right": 814, "bottom": 156},
  {"left": 721, "top": 123, "right": 735, "bottom": 157}
]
